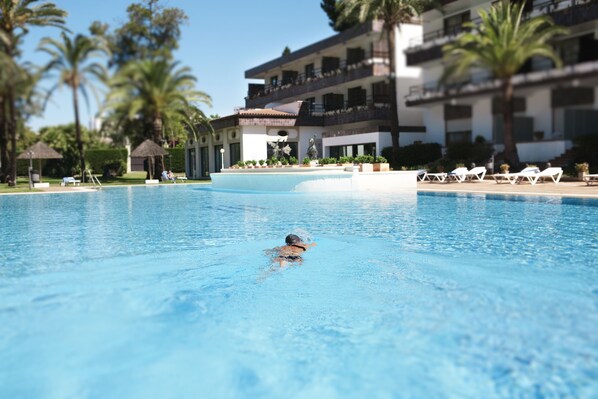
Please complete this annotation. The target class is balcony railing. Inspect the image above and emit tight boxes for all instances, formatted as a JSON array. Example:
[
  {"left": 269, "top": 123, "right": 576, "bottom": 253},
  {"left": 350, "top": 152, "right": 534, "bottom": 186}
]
[
  {"left": 245, "top": 52, "right": 389, "bottom": 107},
  {"left": 299, "top": 96, "right": 391, "bottom": 126},
  {"left": 406, "top": 58, "right": 598, "bottom": 105},
  {"left": 406, "top": 0, "right": 597, "bottom": 64}
]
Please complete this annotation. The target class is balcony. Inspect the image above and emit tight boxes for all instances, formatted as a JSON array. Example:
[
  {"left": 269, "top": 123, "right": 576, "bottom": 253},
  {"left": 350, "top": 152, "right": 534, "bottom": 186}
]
[
  {"left": 405, "top": 59, "right": 598, "bottom": 106},
  {"left": 406, "top": 0, "right": 598, "bottom": 66},
  {"left": 298, "top": 97, "right": 391, "bottom": 127},
  {"left": 245, "top": 52, "right": 389, "bottom": 109}
]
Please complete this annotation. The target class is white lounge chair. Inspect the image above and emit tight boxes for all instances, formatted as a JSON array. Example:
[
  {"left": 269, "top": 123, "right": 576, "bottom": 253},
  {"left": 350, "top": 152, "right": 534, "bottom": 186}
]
[
  {"left": 464, "top": 166, "right": 487, "bottom": 182},
  {"left": 417, "top": 169, "right": 429, "bottom": 181},
  {"left": 427, "top": 167, "right": 468, "bottom": 183},
  {"left": 584, "top": 174, "right": 598, "bottom": 186},
  {"left": 492, "top": 166, "right": 539, "bottom": 185},
  {"left": 530, "top": 167, "right": 563, "bottom": 185},
  {"left": 61, "top": 176, "right": 81, "bottom": 186}
]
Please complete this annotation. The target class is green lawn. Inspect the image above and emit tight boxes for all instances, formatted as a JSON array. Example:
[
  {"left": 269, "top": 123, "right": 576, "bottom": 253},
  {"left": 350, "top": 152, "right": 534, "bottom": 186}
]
[{"left": 0, "top": 172, "right": 209, "bottom": 193}]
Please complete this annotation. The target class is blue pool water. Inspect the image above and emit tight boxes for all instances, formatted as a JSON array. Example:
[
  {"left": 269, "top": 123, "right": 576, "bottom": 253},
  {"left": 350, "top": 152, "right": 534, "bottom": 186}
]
[{"left": 0, "top": 185, "right": 597, "bottom": 398}]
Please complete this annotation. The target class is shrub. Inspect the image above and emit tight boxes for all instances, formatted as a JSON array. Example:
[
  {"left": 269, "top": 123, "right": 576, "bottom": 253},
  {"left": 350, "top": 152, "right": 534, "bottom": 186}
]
[
  {"left": 166, "top": 148, "right": 185, "bottom": 172},
  {"left": 355, "top": 155, "right": 374, "bottom": 164},
  {"left": 289, "top": 156, "right": 298, "bottom": 165},
  {"left": 86, "top": 148, "right": 128, "bottom": 177},
  {"left": 383, "top": 143, "right": 442, "bottom": 167},
  {"left": 302, "top": 157, "right": 311, "bottom": 165},
  {"left": 237, "top": 160, "right": 245, "bottom": 167},
  {"left": 375, "top": 156, "right": 387, "bottom": 163},
  {"left": 338, "top": 156, "right": 353, "bottom": 164}
]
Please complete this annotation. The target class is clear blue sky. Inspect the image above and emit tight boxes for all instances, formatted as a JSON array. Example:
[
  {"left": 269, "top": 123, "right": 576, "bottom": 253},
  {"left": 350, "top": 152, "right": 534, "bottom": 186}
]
[{"left": 21, "top": 0, "right": 334, "bottom": 131}]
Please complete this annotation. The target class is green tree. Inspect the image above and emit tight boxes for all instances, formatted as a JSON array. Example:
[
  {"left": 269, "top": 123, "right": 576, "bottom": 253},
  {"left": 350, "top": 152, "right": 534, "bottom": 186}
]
[
  {"left": 442, "top": 1, "right": 566, "bottom": 167},
  {"left": 339, "top": 0, "right": 426, "bottom": 168},
  {"left": 321, "top": 0, "right": 359, "bottom": 32},
  {"left": 0, "top": 0, "right": 66, "bottom": 185},
  {"left": 91, "top": 0, "right": 187, "bottom": 68},
  {"left": 105, "top": 59, "right": 210, "bottom": 177},
  {"left": 39, "top": 32, "right": 109, "bottom": 176}
]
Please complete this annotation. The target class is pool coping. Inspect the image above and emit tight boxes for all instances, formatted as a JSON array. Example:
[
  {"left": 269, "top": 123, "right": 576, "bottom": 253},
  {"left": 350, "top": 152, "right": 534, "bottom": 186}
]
[{"left": 1, "top": 180, "right": 597, "bottom": 199}]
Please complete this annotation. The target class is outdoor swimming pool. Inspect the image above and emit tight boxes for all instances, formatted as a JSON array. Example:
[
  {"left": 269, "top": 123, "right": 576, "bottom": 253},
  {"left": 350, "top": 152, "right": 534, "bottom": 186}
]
[{"left": 0, "top": 185, "right": 597, "bottom": 398}]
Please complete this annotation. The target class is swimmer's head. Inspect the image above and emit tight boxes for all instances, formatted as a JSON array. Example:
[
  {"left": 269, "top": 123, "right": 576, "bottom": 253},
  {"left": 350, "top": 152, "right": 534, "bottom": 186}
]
[{"left": 285, "top": 234, "right": 302, "bottom": 245}]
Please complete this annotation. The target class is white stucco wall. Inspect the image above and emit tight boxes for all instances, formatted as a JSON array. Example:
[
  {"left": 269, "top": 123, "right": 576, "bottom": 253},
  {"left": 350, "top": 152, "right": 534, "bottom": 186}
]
[
  {"left": 423, "top": 105, "right": 445, "bottom": 144},
  {"left": 241, "top": 125, "right": 270, "bottom": 161},
  {"left": 517, "top": 140, "right": 571, "bottom": 162},
  {"left": 472, "top": 97, "right": 493, "bottom": 142},
  {"left": 527, "top": 88, "right": 552, "bottom": 139}
]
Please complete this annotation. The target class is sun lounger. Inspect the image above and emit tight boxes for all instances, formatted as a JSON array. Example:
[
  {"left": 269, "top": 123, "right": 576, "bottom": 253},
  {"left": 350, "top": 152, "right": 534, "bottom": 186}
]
[
  {"left": 427, "top": 167, "right": 468, "bottom": 183},
  {"left": 464, "top": 166, "right": 487, "bottom": 182},
  {"left": 417, "top": 169, "right": 428, "bottom": 181},
  {"left": 61, "top": 177, "right": 81, "bottom": 186},
  {"left": 584, "top": 174, "right": 598, "bottom": 186},
  {"left": 530, "top": 167, "right": 563, "bottom": 185},
  {"left": 492, "top": 167, "right": 539, "bottom": 185}
]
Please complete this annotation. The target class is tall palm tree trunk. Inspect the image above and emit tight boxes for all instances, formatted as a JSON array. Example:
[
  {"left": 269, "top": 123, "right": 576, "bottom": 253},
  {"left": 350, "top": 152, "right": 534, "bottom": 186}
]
[
  {"left": 152, "top": 114, "right": 164, "bottom": 179},
  {"left": 0, "top": 96, "right": 8, "bottom": 183},
  {"left": 72, "top": 86, "right": 86, "bottom": 178},
  {"left": 386, "top": 27, "right": 401, "bottom": 169},
  {"left": 7, "top": 87, "right": 17, "bottom": 186},
  {"left": 502, "top": 77, "right": 519, "bottom": 168}
]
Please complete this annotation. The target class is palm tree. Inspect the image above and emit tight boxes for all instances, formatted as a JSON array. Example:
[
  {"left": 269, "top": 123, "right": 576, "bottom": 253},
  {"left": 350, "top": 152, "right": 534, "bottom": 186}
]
[
  {"left": 39, "top": 32, "right": 109, "bottom": 177},
  {"left": 0, "top": 0, "right": 66, "bottom": 185},
  {"left": 106, "top": 59, "right": 211, "bottom": 144},
  {"left": 339, "top": 0, "right": 425, "bottom": 168},
  {"left": 105, "top": 58, "right": 210, "bottom": 177},
  {"left": 442, "top": 0, "right": 566, "bottom": 167}
]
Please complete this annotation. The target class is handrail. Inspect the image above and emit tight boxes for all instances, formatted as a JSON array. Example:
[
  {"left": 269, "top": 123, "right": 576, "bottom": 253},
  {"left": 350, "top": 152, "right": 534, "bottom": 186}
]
[{"left": 86, "top": 169, "right": 102, "bottom": 189}]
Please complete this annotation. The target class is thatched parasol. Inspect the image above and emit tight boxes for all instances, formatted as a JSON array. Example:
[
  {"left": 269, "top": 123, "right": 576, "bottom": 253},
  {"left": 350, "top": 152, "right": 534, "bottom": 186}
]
[
  {"left": 18, "top": 142, "right": 63, "bottom": 185},
  {"left": 130, "top": 139, "right": 168, "bottom": 179}
]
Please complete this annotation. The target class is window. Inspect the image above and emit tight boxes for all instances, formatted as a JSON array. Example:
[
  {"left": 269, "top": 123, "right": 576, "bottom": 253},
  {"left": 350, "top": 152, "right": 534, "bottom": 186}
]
[
  {"left": 305, "top": 63, "right": 315, "bottom": 78},
  {"left": 347, "top": 86, "right": 367, "bottom": 108},
  {"left": 443, "top": 11, "right": 470, "bottom": 37},
  {"left": 270, "top": 75, "right": 278, "bottom": 87},
  {"left": 323, "top": 93, "right": 344, "bottom": 111},
  {"left": 372, "top": 81, "right": 390, "bottom": 104},
  {"left": 329, "top": 143, "right": 376, "bottom": 159},
  {"left": 200, "top": 147, "right": 209, "bottom": 177},
  {"left": 322, "top": 57, "right": 340, "bottom": 74},
  {"left": 282, "top": 70, "right": 298, "bottom": 85},
  {"left": 346, "top": 47, "right": 365, "bottom": 66},
  {"left": 229, "top": 143, "right": 241, "bottom": 166}
]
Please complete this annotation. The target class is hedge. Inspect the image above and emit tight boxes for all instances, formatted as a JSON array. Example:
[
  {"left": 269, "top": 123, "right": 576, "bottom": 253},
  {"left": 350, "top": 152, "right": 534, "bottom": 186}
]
[
  {"left": 166, "top": 148, "right": 185, "bottom": 172},
  {"left": 86, "top": 148, "right": 128, "bottom": 177},
  {"left": 382, "top": 143, "right": 442, "bottom": 167}
]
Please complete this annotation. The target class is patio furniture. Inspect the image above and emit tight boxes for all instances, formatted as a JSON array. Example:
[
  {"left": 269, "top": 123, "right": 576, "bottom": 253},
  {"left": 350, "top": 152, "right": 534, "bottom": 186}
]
[
  {"left": 464, "top": 166, "right": 487, "bottom": 182},
  {"left": 61, "top": 177, "right": 81, "bottom": 186},
  {"left": 492, "top": 167, "right": 540, "bottom": 185},
  {"left": 584, "top": 174, "right": 598, "bottom": 186},
  {"left": 427, "top": 167, "right": 469, "bottom": 183},
  {"left": 530, "top": 167, "right": 563, "bottom": 185},
  {"left": 417, "top": 170, "right": 428, "bottom": 181}
]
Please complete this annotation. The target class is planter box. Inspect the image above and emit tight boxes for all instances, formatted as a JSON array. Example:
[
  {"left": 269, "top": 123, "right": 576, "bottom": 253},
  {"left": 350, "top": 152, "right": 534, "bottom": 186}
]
[
  {"left": 145, "top": 179, "right": 159, "bottom": 184},
  {"left": 373, "top": 163, "right": 390, "bottom": 172},
  {"left": 359, "top": 163, "right": 374, "bottom": 173}
]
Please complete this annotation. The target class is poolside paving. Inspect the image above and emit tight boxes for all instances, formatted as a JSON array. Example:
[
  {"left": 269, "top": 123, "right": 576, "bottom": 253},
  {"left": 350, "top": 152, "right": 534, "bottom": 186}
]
[
  {"left": 2, "top": 179, "right": 597, "bottom": 198},
  {"left": 418, "top": 179, "right": 598, "bottom": 198}
]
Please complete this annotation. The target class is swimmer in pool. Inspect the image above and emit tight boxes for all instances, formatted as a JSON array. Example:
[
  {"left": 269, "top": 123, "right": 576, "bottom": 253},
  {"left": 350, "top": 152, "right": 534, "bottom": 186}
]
[{"left": 274, "top": 234, "right": 316, "bottom": 266}]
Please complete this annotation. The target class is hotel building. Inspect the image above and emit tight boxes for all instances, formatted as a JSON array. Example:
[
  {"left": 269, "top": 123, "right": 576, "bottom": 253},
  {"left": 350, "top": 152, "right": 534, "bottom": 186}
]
[{"left": 404, "top": 0, "right": 598, "bottom": 163}]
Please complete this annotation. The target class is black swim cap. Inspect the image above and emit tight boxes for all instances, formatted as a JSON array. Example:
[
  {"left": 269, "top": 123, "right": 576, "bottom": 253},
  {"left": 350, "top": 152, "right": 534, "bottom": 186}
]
[{"left": 285, "top": 234, "right": 302, "bottom": 245}]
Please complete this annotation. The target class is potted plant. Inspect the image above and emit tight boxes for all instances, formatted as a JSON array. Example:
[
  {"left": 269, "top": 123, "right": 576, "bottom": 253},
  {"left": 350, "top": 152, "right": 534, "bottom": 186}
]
[
  {"left": 500, "top": 163, "right": 510, "bottom": 174},
  {"left": 575, "top": 162, "right": 589, "bottom": 180},
  {"left": 289, "top": 156, "right": 298, "bottom": 167},
  {"left": 373, "top": 156, "right": 389, "bottom": 172},
  {"left": 237, "top": 160, "right": 246, "bottom": 169},
  {"left": 281, "top": 158, "right": 289, "bottom": 166},
  {"left": 258, "top": 159, "right": 265, "bottom": 168},
  {"left": 302, "top": 157, "right": 311, "bottom": 167},
  {"left": 356, "top": 155, "right": 374, "bottom": 172}
]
